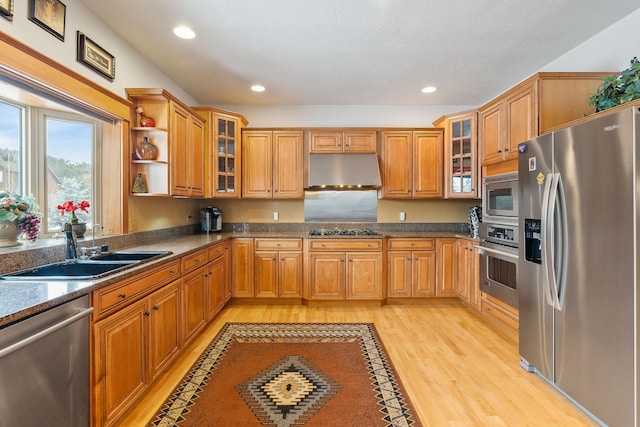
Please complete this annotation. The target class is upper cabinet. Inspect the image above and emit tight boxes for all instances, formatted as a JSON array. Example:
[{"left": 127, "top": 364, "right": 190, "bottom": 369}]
[
  {"left": 242, "top": 130, "right": 304, "bottom": 199},
  {"left": 308, "top": 130, "right": 377, "bottom": 153},
  {"left": 193, "top": 107, "right": 248, "bottom": 198},
  {"left": 433, "top": 111, "right": 479, "bottom": 198},
  {"left": 379, "top": 129, "right": 443, "bottom": 199},
  {"left": 479, "top": 72, "right": 614, "bottom": 169},
  {"left": 126, "top": 88, "right": 205, "bottom": 197}
]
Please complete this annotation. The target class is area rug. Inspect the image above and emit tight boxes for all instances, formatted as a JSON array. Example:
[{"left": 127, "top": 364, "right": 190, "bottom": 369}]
[{"left": 150, "top": 322, "right": 422, "bottom": 426}]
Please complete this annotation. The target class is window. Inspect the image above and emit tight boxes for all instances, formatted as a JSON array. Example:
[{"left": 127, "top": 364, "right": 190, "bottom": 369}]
[{"left": 0, "top": 96, "right": 103, "bottom": 236}]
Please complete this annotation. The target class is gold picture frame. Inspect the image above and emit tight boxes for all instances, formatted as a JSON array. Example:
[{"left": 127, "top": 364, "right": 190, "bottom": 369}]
[
  {"left": 28, "top": 0, "right": 66, "bottom": 41},
  {"left": 0, "top": 0, "right": 14, "bottom": 22},
  {"left": 76, "top": 31, "right": 116, "bottom": 81}
]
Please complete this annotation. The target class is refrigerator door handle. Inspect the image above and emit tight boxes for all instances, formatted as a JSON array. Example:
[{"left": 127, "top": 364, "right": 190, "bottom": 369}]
[
  {"left": 540, "top": 173, "right": 555, "bottom": 307},
  {"left": 553, "top": 172, "right": 569, "bottom": 310},
  {"left": 546, "top": 172, "right": 568, "bottom": 311}
]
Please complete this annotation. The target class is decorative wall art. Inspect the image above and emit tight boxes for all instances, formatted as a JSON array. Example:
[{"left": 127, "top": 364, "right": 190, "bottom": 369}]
[
  {"left": 76, "top": 31, "right": 116, "bottom": 81},
  {"left": 28, "top": 0, "right": 66, "bottom": 41},
  {"left": 0, "top": 0, "right": 14, "bottom": 21}
]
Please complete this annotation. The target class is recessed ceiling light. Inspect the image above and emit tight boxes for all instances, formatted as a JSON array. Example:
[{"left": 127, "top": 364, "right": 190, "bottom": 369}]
[
  {"left": 251, "top": 85, "right": 266, "bottom": 92},
  {"left": 173, "top": 26, "right": 195, "bottom": 39},
  {"left": 421, "top": 86, "right": 437, "bottom": 94}
]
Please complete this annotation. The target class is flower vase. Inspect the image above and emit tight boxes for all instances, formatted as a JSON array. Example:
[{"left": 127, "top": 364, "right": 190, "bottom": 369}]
[
  {"left": 135, "top": 136, "right": 158, "bottom": 160},
  {"left": 139, "top": 111, "right": 156, "bottom": 128},
  {"left": 0, "top": 220, "right": 21, "bottom": 247},
  {"left": 71, "top": 222, "right": 87, "bottom": 238}
]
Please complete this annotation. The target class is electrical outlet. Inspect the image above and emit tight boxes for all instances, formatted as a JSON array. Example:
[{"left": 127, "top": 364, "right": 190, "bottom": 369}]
[
  {"left": 186, "top": 215, "right": 192, "bottom": 224},
  {"left": 273, "top": 211, "right": 279, "bottom": 221},
  {"left": 400, "top": 211, "right": 406, "bottom": 221}
]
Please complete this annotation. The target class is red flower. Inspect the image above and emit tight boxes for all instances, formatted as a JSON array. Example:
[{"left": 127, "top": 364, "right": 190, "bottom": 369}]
[{"left": 57, "top": 200, "right": 90, "bottom": 215}]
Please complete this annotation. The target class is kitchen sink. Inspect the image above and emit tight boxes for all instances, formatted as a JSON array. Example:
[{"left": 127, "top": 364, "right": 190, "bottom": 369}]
[
  {"left": 0, "top": 261, "right": 138, "bottom": 280},
  {"left": 89, "top": 250, "right": 171, "bottom": 262},
  {"left": 0, "top": 250, "right": 173, "bottom": 281}
]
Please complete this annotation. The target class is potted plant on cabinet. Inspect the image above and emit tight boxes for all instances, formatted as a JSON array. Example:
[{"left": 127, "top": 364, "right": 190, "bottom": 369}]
[{"left": 590, "top": 57, "right": 640, "bottom": 112}]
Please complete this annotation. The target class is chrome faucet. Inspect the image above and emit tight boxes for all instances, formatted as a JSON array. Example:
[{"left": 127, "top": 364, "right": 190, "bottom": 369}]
[
  {"left": 91, "top": 224, "right": 102, "bottom": 254},
  {"left": 64, "top": 223, "right": 79, "bottom": 259}
]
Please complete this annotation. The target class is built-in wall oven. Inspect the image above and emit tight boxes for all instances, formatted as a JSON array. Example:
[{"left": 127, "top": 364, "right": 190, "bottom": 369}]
[{"left": 478, "top": 172, "right": 519, "bottom": 309}]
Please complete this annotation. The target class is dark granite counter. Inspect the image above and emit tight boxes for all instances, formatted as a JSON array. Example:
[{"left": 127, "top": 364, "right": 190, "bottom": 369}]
[{"left": 0, "top": 224, "right": 477, "bottom": 328}]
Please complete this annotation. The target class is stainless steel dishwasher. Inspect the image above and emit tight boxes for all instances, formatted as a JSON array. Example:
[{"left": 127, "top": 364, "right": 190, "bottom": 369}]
[{"left": 0, "top": 295, "right": 93, "bottom": 427}]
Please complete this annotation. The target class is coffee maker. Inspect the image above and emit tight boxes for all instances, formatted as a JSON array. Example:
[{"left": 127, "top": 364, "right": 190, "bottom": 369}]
[{"left": 200, "top": 207, "right": 222, "bottom": 232}]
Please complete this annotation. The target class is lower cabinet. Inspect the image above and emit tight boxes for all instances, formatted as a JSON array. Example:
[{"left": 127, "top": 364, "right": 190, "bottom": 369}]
[
  {"left": 436, "top": 238, "right": 458, "bottom": 297},
  {"left": 308, "top": 239, "right": 383, "bottom": 300},
  {"left": 91, "top": 242, "right": 230, "bottom": 427},
  {"left": 92, "top": 277, "right": 181, "bottom": 427},
  {"left": 388, "top": 238, "right": 436, "bottom": 297},
  {"left": 231, "top": 238, "right": 254, "bottom": 297},
  {"left": 457, "top": 239, "right": 480, "bottom": 310},
  {"left": 254, "top": 238, "right": 303, "bottom": 298},
  {"left": 181, "top": 249, "right": 208, "bottom": 346}
]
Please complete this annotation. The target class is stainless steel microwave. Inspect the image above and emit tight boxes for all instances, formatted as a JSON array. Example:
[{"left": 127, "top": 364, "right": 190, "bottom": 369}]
[{"left": 482, "top": 172, "right": 518, "bottom": 223}]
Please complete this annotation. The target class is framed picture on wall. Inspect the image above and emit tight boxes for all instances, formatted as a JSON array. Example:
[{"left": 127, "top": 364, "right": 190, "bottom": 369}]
[
  {"left": 76, "top": 31, "right": 116, "bottom": 81},
  {"left": 28, "top": 0, "right": 66, "bottom": 41},
  {"left": 0, "top": 0, "right": 14, "bottom": 21}
]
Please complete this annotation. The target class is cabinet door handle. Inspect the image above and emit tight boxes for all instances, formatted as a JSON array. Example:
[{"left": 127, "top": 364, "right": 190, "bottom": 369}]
[
  {"left": 153, "top": 306, "right": 159, "bottom": 311},
  {"left": 497, "top": 149, "right": 502, "bottom": 153},
  {"left": 144, "top": 311, "right": 150, "bottom": 317},
  {"left": 118, "top": 293, "right": 126, "bottom": 299}
]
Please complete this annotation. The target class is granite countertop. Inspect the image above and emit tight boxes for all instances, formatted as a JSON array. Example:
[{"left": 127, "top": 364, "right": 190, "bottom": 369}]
[{"left": 0, "top": 229, "right": 478, "bottom": 328}]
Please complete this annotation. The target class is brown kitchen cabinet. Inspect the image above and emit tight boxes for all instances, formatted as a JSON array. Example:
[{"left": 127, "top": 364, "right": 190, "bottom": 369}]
[
  {"left": 254, "top": 238, "right": 303, "bottom": 298},
  {"left": 181, "top": 249, "right": 208, "bottom": 346},
  {"left": 231, "top": 238, "right": 254, "bottom": 297},
  {"left": 206, "top": 241, "right": 229, "bottom": 319},
  {"left": 92, "top": 268, "right": 181, "bottom": 427},
  {"left": 457, "top": 239, "right": 480, "bottom": 310},
  {"left": 242, "top": 130, "right": 304, "bottom": 198},
  {"left": 479, "top": 73, "right": 614, "bottom": 167},
  {"left": 126, "top": 88, "right": 205, "bottom": 197},
  {"left": 308, "top": 129, "right": 377, "bottom": 153},
  {"left": 387, "top": 238, "right": 436, "bottom": 297},
  {"left": 379, "top": 129, "right": 443, "bottom": 198},
  {"left": 436, "top": 238, "right": 458, "bottom": 297},
  {"left": 308, "top": 239, "right": 384, "bottom": 300},
  {"left": 433, "top": 111, "right": 480, "bottom": 198},
  {"left": 193, "top": 107, "right": 248, "bottom": 198}
]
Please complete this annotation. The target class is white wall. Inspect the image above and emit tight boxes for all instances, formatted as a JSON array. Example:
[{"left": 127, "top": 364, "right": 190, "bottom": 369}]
[
  {"left": 0, "top": 0, "right": 197, "bottom": 105},
  {"left": 541, "top": 8, "right": 640, "bottom": 72}
]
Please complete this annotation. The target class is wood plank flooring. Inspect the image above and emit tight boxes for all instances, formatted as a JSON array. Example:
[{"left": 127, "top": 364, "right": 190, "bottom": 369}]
[{"left": 119, "top": 303, "right": 598, "bottom": 427}]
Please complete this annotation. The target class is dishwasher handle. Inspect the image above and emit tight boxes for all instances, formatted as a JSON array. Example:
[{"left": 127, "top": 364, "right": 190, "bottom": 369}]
[{"left": 0, "top": 306, "right": 93, "bottom": 359}]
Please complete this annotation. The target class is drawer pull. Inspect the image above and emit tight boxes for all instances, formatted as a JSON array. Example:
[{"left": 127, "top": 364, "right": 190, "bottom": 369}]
[
  {"left": 170, "top": 270, "right": 176, "bottom": 274},
  {"left": 118, "top": 293, "right": 126, "bottom": 299}
]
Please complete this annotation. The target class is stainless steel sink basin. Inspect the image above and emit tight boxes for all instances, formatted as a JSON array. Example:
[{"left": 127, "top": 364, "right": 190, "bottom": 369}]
[
  {"left": 0, "top": 260, "right": 138, "bottom": 280},
  {"left": 89, "top": 250, "right": 171, "bottom": 262}
]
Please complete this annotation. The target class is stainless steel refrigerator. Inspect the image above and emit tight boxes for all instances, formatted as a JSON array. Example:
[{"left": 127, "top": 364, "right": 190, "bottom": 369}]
[{"left": 518, "top": 106, "right": 638, "bottom": 427}]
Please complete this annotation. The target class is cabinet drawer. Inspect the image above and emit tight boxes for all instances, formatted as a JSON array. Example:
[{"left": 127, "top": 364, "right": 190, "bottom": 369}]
[
  {"left": 207, "top": 242, "right": 227, "bottom": 260},
  {"left": 182, "top": 249, "right": 207, "bottom": 274},
  {"left": 388, "top": 238, "right": 435, "bottom": 250},
  {"left": 309, "top": 239, "right": 382, "bottom": 251},
  {"left": 94, "top": 260, "right": 180, "bottom": 318},
  {"left": 254, "top": 238, "right": 302, "bottom": 251}
]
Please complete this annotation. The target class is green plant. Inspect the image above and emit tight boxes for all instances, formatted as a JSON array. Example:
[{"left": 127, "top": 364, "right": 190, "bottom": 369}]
[{"left": 590, "top": 57, "right": 640, "bottom": 112}]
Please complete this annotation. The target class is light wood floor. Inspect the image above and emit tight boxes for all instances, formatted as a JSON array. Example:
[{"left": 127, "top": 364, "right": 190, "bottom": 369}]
[{"left": 119, "top": 303, "right": 598, "bottom": 427}]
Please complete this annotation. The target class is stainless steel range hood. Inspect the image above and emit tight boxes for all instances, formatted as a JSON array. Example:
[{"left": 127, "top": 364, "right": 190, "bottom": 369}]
[{"left": 306, "top": 153, "right": 382, "bottom": 189}]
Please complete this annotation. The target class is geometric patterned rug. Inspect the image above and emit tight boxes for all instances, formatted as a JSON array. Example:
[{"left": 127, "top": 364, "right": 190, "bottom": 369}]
[{"left": 150, "top": 323, "right": 422, "bottom": 426}]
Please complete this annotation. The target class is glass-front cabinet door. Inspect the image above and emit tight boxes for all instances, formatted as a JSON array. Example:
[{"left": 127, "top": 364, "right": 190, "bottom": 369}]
[
  {"left": 435, "top": 111, "right": 479, "bottom": 198},
  {"left": 215, "top": 115, "right": 239, "bottom": 197}
]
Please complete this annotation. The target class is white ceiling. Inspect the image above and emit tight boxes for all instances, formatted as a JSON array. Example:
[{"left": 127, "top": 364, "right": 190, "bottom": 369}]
[{"left": 78, "top": 0, "right": 639, "bottom": 106}]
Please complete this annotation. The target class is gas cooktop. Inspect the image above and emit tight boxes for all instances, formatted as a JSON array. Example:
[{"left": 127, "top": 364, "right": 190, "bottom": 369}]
[{"left": 308, "top": 228, "right": 381, "bottom": 236}]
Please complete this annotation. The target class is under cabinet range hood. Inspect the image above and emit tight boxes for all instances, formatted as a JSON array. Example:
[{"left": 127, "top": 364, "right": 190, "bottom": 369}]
[{"left": 306, "top": 153, "right": 382, "bottom": 189}]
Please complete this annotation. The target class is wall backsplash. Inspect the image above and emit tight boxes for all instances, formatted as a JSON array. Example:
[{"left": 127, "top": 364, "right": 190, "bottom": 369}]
[{"left": 199, "top": 198, "right": 478, "bottom": 224}]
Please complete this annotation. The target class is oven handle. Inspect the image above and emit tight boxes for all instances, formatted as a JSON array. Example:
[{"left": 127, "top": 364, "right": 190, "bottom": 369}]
[{"left": 475, "top": 245, "right": 519, "bottom": 260}]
